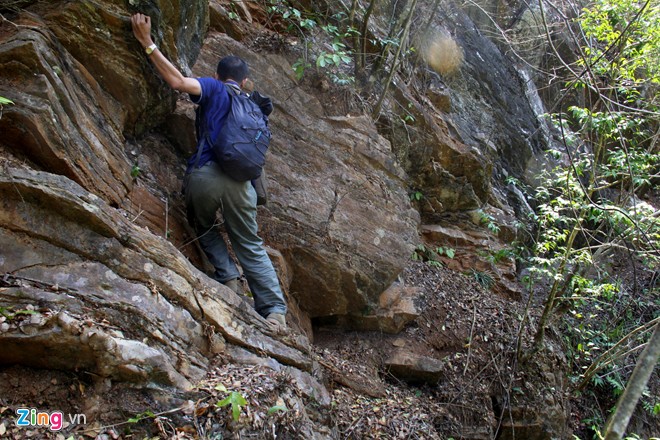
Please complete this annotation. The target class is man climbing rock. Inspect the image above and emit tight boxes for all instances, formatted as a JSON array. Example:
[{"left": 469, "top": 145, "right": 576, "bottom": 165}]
[{"left": 131, "top": 12, "right": 287, "bottom": 332}]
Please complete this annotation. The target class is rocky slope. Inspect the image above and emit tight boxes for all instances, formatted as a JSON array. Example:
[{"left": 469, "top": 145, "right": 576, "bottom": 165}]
[{"left": 0, "top": 0, "right": 570, "bottom": 438}]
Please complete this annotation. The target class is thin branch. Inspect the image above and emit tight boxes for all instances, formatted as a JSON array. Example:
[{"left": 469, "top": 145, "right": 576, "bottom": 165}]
[
  {"left": 578, "top": 316, "right": 660, "bottom": 390},
  {"left": 463, "top": 301, "right": 477, "bottom": 375},
  {"left": 372, "top": 0, "right": 419, "bottom": 118}
]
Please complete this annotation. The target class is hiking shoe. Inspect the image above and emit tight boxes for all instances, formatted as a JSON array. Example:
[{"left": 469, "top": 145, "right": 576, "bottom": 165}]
[
  {"left": 266, "top": 313, "right": 287, "bottom": 332},
  {"left": 223, "top": 278, "right": 241, "bottom": 295}
]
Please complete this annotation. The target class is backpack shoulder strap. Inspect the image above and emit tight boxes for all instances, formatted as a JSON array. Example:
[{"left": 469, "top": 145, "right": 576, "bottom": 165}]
[{"left": 225, "top": 82, "right": 241, "bottom": 97}]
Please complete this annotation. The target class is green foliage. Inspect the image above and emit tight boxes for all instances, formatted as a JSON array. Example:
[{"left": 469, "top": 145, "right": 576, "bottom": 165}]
[
  {"left": 0, "top": 306, "right": 39, "bottom": 320},
  {"left": 216, "top": 391, "right": 248, "bottom": 421},
  {"left": 267, "top": 404, "right": 288, "bottom": 415},
  {"left": 521, "top": 4, "right": 660, "bottom": 357},
  {"left": 130, "top": 164, "right": 141, "bottom": 179},
  {"left": 480, "top": 247, "right": 515, "bottom": 265},
  {"left": 401, "top": 102, "right": 416, "bottom": 124},
  {"left": 412, "top": 244, "right": 455, "bottom": 267},
  {"left": 561, "top": 286, "right": 659, "bottom": 428},
  {"left": 313, "top": 23, "right": 356, "bottom": 84},
  {"left": 266, "top": 0, "right": 355, "bottom": 84},
  {"left": 565, "top": 106, "right": 659, "bottom": 191},
  {"left": 315, "top": 39, "right": 352, "bottom": 69},
  {"left": 126, "top": 410, "right": 155, "bottom": 424},
  {"left": 411, "top": 244, "right": 426, "bottom": 261},
  {"left": 525, "top": 141, "right": 658, "bottom": 427},
  {"left": 223, "top": 0, "right": 243, "bottom": 21},
  {"left": 292, "top": 59, "right": 311, "bottom": 81},
  {"left": 410, "top": 190, "right": 424, "bottom": 201},
  {"left": 580, "top": 412, "right": 605, "bottom": 439},
  {"left": 266, "top": 0, "right": 312, "bottom": 32},
  {"left": 439, "top": 247, "right": 456, "bottom": 259},
  {"left": 316, "top": 49, "right": 351, "bottom": 68},
  {"left": 577, "top": 0, "right": 660, "bottom": 88},
  {"left": 371, "top": 36, "right": 401, "bottom": 49},
  {"left": 0, "top": 95, "right": 13, "bottom": 120},
  {"left": 477, "top": 210, "right": 501, "bottom": 235},
  {"left": 466, "top": 269, "right": 495, "bottom": 290}
]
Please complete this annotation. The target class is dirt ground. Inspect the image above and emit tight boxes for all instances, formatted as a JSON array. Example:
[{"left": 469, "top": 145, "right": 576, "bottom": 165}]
[
  {"left": 0, "top": 260, "right": 657, "bottom": 439},
  {"left": 0, "top": 261, "right": 554, "bottom": 439}
]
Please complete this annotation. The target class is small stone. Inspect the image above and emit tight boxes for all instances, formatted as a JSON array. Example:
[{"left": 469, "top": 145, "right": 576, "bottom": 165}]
[
  {"left": 19, "top": 323, "right": 38, "bottom": 336},
  {"left": 0, "top": 323, "right": 9, "bottom": 332},
  {"left": 181, "top": 400, "right": 195, "bottom": 415},
  {"left": 29, "top": 313, "right": 44, "bottom": 325}
]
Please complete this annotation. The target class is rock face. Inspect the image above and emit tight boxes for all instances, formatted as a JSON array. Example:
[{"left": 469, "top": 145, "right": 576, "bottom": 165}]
[
  {"left": 188, "top": 32, "right": 420, "bottom": 319},
  {"left": 0, "top": 0, "right": 418, "bottom": 389},
  {"left": 0, "top": 0, "right": 300, "bottom": 403},
  {"left": 0, "top": 168, "right": 311, "bottom": 381},
  {"left": 0, "top": 0, "right": 420, "bottom": 320},
  {"left": 0, "top": 0, "right": 572, "bottom": 437},
  {"left": 372, "top": 1, "right": 548, "bottom": 224},
  {"left": 422, "top": 223, "right": 523, "bottom": 299}
]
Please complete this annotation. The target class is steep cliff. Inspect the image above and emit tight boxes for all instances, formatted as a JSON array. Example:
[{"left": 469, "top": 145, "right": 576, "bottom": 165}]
[{"left": 0, "top": 0, "right": 563, "bottom": 437}]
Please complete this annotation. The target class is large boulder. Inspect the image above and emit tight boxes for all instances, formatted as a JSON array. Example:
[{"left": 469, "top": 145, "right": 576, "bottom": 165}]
[{"left": 0, "top": 3, "right": 205, "bottom": 258}]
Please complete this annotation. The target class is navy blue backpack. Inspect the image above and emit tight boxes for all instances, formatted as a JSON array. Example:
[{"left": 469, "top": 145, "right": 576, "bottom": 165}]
[{"left": 207, "top": 85, "right": 271, "bottom": 182}]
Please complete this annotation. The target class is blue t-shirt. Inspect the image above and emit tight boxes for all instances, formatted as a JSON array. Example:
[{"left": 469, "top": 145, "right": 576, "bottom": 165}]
[{"left": 186, "top": 77, "right": 233, "bottom": 170}]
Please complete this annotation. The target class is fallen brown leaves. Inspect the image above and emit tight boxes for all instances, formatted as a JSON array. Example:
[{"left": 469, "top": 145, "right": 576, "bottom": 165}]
[
  {"left": 332, "top": 385, "right": 448, "bottom": 439},
  {"left": 185, "top": 362, "right": 322, "bottom": 439}
]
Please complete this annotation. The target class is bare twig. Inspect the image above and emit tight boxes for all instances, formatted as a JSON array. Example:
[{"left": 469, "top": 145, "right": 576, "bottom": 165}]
[
  {"left": 78, "top": 406, "right": 186, "bottom": 434},
  {"left": 578, "top": 316, "right": 660, "bottom": 390},
  {"left": 463, "top": 301, "right": 477, "bottom": 376}
]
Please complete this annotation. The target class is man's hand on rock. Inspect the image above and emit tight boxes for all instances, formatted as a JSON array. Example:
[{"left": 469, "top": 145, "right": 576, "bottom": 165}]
[{"left": 131, "top": 13, "right": 153, "bottom": 49}]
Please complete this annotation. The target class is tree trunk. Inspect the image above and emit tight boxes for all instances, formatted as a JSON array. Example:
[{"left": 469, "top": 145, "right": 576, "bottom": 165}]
[{"left": 603, "top": 322, "right": 660, "bottom": 440}]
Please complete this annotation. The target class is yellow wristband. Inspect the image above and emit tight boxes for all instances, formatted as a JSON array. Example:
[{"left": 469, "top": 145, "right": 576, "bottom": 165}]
[{"left": 145, "top": 44, "right": 157, "bottom": 55}]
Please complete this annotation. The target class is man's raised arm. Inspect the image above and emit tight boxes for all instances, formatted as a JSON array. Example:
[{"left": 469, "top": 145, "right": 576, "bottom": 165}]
[{"left": 131, "top": 13, "right": 201, "bottom": 96}]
